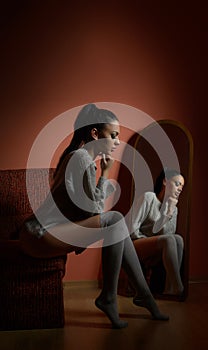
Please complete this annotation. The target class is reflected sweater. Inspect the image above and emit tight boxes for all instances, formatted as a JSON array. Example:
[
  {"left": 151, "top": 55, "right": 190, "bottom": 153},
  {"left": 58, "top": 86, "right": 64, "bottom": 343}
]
[{"left": 131, "top": 192, "right": 177, "bottom": 240}]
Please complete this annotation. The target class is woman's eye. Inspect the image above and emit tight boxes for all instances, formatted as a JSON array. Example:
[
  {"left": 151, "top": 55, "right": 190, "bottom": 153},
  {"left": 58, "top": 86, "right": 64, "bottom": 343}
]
[{"left": 111, "top": 133, "right": 117, "bottom": 139}]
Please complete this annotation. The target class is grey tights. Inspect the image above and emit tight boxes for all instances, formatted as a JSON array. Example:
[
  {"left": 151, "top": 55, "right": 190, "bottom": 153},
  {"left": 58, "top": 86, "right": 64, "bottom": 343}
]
[
  {"left": 96, "top": 211, "right": 169, "bottom": 328},
  {"left": 158, "top": 234, "right": 184, "bottom": 294}
]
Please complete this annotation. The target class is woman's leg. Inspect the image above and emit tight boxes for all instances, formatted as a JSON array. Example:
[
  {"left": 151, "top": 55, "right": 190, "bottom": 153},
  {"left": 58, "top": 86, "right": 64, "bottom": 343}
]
[
  {"left": 158, "top": 235, "right": 184, "bottom": 295},
  {"left": 20, "top": 212, "right": 168, "bottom": 328},
  {"left": 20, "top": 227, "right": 75, "bottom": 258},
  {"left": 174, "top": 234, "right": 184, "bottom": 268},
  {"left": 96, "top": 239, "right": 129, "bottom": 328},
  {"left": 95, "top": 211, "right": 130, "bottom": 328},
  {"left": 133, "top": 235, "right": 184, "bottom": 295},
  {"left": 96, "top": 212, "right": 169, "bottom": 327},
  {"left": 121, "top": 236, "right": 169, "bottom": 320},
  {"left": 20, "top": 212, "right": 129, "bottom": 328},
  {"left": 20, "top": 215, "right": 102, "bottom": 258}
]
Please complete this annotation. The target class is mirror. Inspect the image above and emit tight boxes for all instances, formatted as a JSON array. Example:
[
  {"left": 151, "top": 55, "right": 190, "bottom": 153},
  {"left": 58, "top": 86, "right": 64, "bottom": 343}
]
[{"left": 116, "top": 119, "right": 193, "bottom": 301}]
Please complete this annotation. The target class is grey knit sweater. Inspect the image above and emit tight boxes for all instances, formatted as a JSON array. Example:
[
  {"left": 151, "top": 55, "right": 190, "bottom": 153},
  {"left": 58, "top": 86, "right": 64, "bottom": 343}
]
[
  {"left": 25, "top": 148, "right": 115, "bottom": 236},
  {"left": 131, "top": 192, "right": 178, "bottom": 240}
]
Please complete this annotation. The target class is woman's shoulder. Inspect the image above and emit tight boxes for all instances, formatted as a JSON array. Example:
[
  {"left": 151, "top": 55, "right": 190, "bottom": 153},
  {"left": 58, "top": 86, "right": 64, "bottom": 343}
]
[
  {"left": 66, "top": 148, "right": 95, "bottom": 174},
  {"left": 135, "top": 191, "right": 157, "bottom": 208},
  {"left": 69, "top": 148, "right": 93, "bottom": 164},
  {"left": 143, "top": 191, "right": 157, "bottom": 201}
]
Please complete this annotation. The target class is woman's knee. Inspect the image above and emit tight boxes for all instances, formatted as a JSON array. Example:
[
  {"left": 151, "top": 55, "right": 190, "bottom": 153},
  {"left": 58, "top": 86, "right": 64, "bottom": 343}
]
[
  {"left": 100, "top": 210, "right": 129, "bottom": 244},
  {"left": 174, "top": 234, "right": 184, "bottom": 249},
  {"left": 158, "top": 234, "right": 177, "bottom": 249},
  {"left": 100, "top": 210, "right": 124, "bottom": 227}
]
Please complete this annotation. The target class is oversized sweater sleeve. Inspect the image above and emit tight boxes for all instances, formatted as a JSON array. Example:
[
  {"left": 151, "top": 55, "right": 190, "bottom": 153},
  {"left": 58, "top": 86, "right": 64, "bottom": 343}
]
[
  {"left": 131, "top": 192, "right": 178, "bottom": 239},
  {"left": 152, "top": 203, "right": 178, "bottom": 234},
  {"left": 130, "top": 193, "right": 152, "bottom": 239},
  {"left": 82, "top": 165, "right": 115, "bottom": 213},
  {"left": 65, "top": 149, "right": 115, "bottom": 215}
]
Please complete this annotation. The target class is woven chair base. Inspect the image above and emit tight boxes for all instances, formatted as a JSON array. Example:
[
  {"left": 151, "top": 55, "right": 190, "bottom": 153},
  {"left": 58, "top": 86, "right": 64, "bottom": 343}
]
[{"left": 0, "top": 254, "right": 66, "bottom": 330}]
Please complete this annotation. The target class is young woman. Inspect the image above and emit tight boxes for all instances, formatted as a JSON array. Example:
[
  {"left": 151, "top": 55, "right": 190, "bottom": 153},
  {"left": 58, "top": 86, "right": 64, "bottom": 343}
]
[
  {"left": 20, "top": 103, "right": 169, "bottom": 329},
  {"left": 131, "top": 169, "right": 185, "bottom": 296}
]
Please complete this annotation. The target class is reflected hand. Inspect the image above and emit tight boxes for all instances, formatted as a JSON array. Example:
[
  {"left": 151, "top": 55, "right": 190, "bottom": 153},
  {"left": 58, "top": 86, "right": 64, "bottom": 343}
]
[{"left": 166, "top": 196, "right": 178, "bottom": 216}]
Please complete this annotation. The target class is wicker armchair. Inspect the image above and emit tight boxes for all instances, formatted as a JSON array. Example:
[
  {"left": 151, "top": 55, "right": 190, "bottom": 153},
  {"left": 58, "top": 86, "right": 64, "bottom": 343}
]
[{"left": 0, "top": 168, "right": 67, "bottom": 330}]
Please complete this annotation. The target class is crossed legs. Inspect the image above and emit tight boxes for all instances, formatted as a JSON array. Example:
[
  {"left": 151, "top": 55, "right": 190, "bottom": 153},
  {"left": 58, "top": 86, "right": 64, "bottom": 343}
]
[
  {"left": 95, "top": 211, "right": 169, "bottom": 327},
  {"left": 20, "top": 211, "right": 169, "bottom": 328}
]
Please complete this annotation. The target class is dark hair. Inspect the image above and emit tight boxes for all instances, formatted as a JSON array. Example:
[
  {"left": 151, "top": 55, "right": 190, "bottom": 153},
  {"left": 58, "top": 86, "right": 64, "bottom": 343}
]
[
  {"left": 54, "top": 103, "right": 119, "bottom": 177},
  {"left": 154, "top": 168, "right": 181, "bottom": 195}
]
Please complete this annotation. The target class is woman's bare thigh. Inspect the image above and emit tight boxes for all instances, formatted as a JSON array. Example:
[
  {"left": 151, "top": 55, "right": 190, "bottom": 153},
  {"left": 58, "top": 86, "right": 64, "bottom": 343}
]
[{"left": 20, "top": 215, "right": 102, "bottom": 258}]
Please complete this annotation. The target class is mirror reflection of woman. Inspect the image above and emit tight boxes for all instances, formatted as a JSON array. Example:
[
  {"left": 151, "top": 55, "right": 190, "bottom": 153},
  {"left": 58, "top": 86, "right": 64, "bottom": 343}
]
[
  {"left": 131, "top": 169, "right": 185, "bottom": 296},
  {"left": 20, "top": 103, "right": 169, "bottom": 329}
]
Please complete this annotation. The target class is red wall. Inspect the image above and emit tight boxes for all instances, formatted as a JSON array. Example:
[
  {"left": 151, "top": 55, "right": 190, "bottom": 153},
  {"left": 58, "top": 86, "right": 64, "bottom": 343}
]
[{"left": 0, "top": 1, "right": 207, "bottom": 281}]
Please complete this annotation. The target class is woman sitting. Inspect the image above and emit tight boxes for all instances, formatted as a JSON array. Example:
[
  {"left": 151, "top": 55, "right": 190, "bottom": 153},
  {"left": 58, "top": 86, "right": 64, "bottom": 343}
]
[{"left": 131, "top": 168, "right": 184, "bottom": 296}]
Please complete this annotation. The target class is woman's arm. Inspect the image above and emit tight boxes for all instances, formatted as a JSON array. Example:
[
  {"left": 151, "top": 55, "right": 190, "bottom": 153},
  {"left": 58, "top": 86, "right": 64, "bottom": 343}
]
[
  {"left": 83, "top": 154, "right": 116, "bottom": 211},
  {"left": 65, "top": 150, "right": 115, "bottom": 215},
  {"left": 131, "top": 193, "right": 178, "bottom": 238},
  {"left": 131, "top": 193, "right": 151, "bottom": 239},
  {"left": 152, "top": 198, "right": 178, "bottom": 234}
]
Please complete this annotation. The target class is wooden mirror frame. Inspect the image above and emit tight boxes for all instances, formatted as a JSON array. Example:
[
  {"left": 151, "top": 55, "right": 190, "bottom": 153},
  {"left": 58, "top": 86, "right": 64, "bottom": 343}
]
[{"left": 116, "top": 119, "right": 193, "bottom": 301}]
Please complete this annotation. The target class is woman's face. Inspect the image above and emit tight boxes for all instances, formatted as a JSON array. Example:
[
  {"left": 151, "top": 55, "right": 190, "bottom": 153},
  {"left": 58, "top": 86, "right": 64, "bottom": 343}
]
[
  {"left": 164, "top": 175, "right": 185, "bottom": 199},
  {"left": 96, "top": 121, "right": 120, "bottom": 156}
]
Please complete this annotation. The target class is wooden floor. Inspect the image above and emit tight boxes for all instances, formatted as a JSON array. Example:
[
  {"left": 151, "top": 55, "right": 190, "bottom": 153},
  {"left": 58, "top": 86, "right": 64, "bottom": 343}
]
[{"left": 1, "top": 281, "right": 208, "bottom": 350}]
